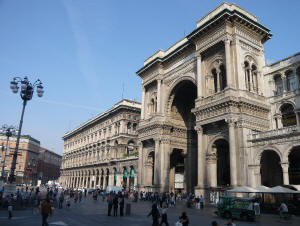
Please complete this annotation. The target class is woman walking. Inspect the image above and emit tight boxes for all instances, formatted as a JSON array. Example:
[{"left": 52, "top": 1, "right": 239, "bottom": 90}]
[{"left": 159, "top": 203, "right": 169, "bottom": 226}]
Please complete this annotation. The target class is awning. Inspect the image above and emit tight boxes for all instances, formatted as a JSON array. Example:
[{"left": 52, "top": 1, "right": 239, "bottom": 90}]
[
  {"left": 254, "top": 185, "right": 271, "bottom": 193},
  {"left": 227, "top": 186, "right": 258, "bottom": 193},
  {"left": 266, "top": 186, "right": 298, "bottom": 193},
  {"left": 290, "top": 185, "right": 300, "bottom": 191}
]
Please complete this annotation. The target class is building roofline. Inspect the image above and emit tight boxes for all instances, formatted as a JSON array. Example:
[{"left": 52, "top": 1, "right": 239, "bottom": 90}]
[
  {"left": 136, "top": 2, "right": 271, "bottom": 76},
  {"left": 62, "top": 99, "right": 141, "bottom": 139},
  {"left": 266, "top": 52, "right": 300, "bottom": 67},
  {"left": 40, "top": 147, "right": 62, "bottom": 157}
]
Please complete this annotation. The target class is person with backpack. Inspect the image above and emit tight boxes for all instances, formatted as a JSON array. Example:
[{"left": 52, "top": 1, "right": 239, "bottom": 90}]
[{"left": 41, "top": 198, "right": 52, "bottom": 226}]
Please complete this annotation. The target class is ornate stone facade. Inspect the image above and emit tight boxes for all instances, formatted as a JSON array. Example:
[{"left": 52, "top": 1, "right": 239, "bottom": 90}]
[
  {"left": 60, "top": 99, "right": 141, "bottom": 190},
  {"left": 136, "top": 2, "right": 300, "bottom": 197}
]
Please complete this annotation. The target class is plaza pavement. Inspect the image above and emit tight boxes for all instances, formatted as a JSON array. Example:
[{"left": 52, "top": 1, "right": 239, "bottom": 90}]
[{"left": 0, "top": 195, "right": 299, "bottom": 226}]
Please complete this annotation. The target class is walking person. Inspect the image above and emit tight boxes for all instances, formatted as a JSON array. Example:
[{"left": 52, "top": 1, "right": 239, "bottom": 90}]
[
  {"left": 119, "top": 196, "right": 125, "bottom": 216},
  {"left": 159, "top": 203, "right": 169, "bottom": 226},
  {"left": 113, "top": 195, "right": 119, "bottom": 216},
  {"left": 179, "top": 212, "right": 189, "bottom": 226},
  {"left": 147, "top": 204, "right": 160, "bottom": 226},
  {"left": 58, "top": 192, "right": 64, "bottom": 209},
  {"left": 107, "top": 195, "right": 113, "bottom": 216},
  {"left": 199, "top": 195, "right": 204, "bottom": 209},
  {"left": 66, "top": 195, "right": 71, "bottom": 208},
  {"left": 41, "top": 198, "right": 52, "bottom": 226},
  {"left": 8, "top": 197, "right": 13, "bottom": 219},
  {"left": 79, "top": 191, "right": 83, "bottom": 203},
  {"left": 195, "top": 196, "right": 200, "bottom": 209}
]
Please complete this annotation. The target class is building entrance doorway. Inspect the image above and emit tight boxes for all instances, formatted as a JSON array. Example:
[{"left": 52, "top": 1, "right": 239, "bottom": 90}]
[{"left": 261, "top": 150, "right": 283, "bottom": 186}]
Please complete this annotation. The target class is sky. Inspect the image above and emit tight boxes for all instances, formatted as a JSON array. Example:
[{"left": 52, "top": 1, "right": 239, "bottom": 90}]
[{"left": 0, "top": 0, "right": 299, "bottom": 155}]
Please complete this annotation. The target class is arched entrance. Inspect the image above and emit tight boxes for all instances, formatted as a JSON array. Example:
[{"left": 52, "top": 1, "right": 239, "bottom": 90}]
[
  {"left": 169, "top": 80, "right": 197, "bottom": 192},
  {"left": 210, "top": 139, "right": 230, "bottom": 187},
  {"left": 129, "top": 166, "right": 135, "bottom": 191},
  {"left": 113, "top": 168, "right": 117, "bottom": 186},
  {"left": 100, "top": 169, "right": 104, "bottom": 189},
  {"left": 260, "top": 150, "right": 283, "bottom": 186},
  {"left": 96, "top": 169, "right": 99, "bottom": 188},
  {"left": 123, "top": 167, "right": 128, "bottom": 189},
  {"left": 170, "top": 149, "right": 185, "bottom": 193},
  {"left": 105, "top": 169, "right": 109, "bottom": 188},
  {"left": 289, "top": 147, "right": 300, "bottom": 184}
]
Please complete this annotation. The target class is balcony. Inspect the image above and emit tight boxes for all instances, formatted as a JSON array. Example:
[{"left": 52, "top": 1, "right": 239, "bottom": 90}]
[{"left": 248, "top": 125, "right": 300, "bottom": 141}]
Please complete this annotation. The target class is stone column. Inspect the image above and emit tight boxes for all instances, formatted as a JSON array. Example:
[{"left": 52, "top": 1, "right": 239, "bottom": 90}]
[
  {"left": 138, "top": 142, "right": 143, "bottom": 187},
  {"left": 141, "top": 87, "right": 146, "bottom": 119},
  {"left": 160, "top": 140, "right": 170, "bottom": 192},
  {"left": 157, "top": 80, "right": 162, "bottom": 113},
  {"left": 216, "top": 70, "right": 221, "bottom": 92},
  {"left": 296, "top": 112, "right": 300, "bottom": 125},
  {"left": 196, "top": 52, "right": 203, "bottom": 98},
  {"left": 224, "top": 38, "right": 233, "bottom": 88},
  {"left": 120, "top": 120, "right": 124, "bottom": 134},
  {"left": 248, "top": 165, "right": 260, "bottom": 187},
  {"left": 281, "top": 162, "right": 289, "bottom": 185},
  {"left": 195, "top": 126, "right": 205, "bottom": 196},
  {"left": 228, "top": 119, "right": 238, "bottom": 187},
  {"left": 249, "top": 69, "right": 253, "bottom": 91},
  {"left": 282, "top": 74, "right": 287, "bottom": 93},
  {"left": 207, "top": 147, "right": 217, "bottom": 187},
  {"left": 154, "top": 139, "right": 160, "bottom": 189}
]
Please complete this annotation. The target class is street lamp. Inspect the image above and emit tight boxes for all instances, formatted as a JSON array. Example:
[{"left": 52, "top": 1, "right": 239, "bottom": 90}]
[
  {"left": 0, "top": 125, "right": 17, "bottom": 182},
  {"left": 8, "top": 76, "right": 44, "bottom": 184}
]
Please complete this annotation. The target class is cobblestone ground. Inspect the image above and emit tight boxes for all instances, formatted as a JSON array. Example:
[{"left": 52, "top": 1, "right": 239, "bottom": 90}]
[{"left": 0, "top": 195, "right": 299, "bottom": 226}]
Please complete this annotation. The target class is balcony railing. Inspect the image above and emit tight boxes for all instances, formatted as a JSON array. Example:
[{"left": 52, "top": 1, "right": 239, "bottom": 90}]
[{"left": 248, "top": 125, "right": 300, "bottom": 141}]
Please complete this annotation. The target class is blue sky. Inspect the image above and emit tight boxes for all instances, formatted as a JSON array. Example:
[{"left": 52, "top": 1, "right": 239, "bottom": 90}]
[{"left": 0, "top": 0, "right": 299, "bottom": 155}]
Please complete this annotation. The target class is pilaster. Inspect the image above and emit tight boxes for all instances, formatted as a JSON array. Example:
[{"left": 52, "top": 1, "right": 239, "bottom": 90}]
[
  {"left": 281, "top": 162, "right": 289, "bottom": 185},
  {"left": 227, "top": 118, "right": 238, "bottom": 187}
]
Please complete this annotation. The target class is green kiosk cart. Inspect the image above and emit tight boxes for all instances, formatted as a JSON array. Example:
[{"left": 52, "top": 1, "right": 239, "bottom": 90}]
[{"left": 215, "top": 196, "right": 256, "bottom": 221}]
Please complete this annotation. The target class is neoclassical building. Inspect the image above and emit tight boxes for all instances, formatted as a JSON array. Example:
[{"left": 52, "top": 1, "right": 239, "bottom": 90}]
[
  {"left": 60, "top": 99, "right": 141, "bottom": 190},
  {"left": 136, "top": 2, "right": 300, "bottom": 197}
]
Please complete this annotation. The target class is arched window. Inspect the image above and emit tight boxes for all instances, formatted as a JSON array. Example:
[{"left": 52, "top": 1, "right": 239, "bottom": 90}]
[
  {"left": 274, "top": 74, "right": 283, "bottom": 95},
  {"left": 280, "top": 103, "right": 296, "bottom": 127},
  {"left": 286, "top": 70, "right": 296, "bottom": 91},
  {"left": 127, "top": 122, "right": 131, "bottom": 134},
  {"left": 127, "top": 141, "right": 135, "bottom": 155},
  {"left": 211, "top": 63, "right": 226, "bottom": 93}
]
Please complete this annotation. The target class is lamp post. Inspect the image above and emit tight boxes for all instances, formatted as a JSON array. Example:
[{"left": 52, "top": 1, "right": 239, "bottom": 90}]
[
  {"left": 0, "top": 125, "right": 17, "bottom": 182},
  {"left": 8, "top": 76, "right": 44, "bottom": 185}
]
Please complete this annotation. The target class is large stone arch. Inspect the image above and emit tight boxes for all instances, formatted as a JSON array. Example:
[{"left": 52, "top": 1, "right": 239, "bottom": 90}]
[
  {"left": 206, "top": 134, "right": 229, "bottom": 155},
  {"left": 164, "top": 76, "right": 196, "bottom": 115},
  {"left": 254, "top": 146, "right": 283, "bottom": 165},
  {"left": 276, "top": 101, "right": 296, "bottom": 114}
]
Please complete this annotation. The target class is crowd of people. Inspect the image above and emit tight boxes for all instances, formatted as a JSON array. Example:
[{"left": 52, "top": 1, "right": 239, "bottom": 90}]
[{"left": 0, "top": 185, "right": 294, "bottom": 226}]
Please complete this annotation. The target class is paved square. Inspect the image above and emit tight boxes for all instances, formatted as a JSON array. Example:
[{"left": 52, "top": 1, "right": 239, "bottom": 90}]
[{"left": 0, "top": 196, "right": 299, "bottom": 226}]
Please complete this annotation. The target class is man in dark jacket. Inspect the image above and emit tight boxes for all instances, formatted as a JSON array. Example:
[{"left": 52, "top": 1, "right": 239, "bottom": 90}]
[
  {"left": 113, "top": 195, "right": 118, "bottom": 216},
  {"left": 119, "top": 196, "right": 125, "bottom": 216},
  {"left": 41, "top": 198, "right": 52, "bottom": 226},
  {"left": 107, "top": 196, "right": 113, "bottom": 216}
]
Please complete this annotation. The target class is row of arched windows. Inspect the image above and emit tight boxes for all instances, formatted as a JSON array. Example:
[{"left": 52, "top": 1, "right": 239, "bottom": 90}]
[{"left": 274, "top": 67, "right": 300, "bottom": 95}]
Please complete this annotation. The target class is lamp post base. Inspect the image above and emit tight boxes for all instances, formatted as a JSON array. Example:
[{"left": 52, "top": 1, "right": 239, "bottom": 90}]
[{"left": 3, "top": 182, "right": 16, "bottom": 197}]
